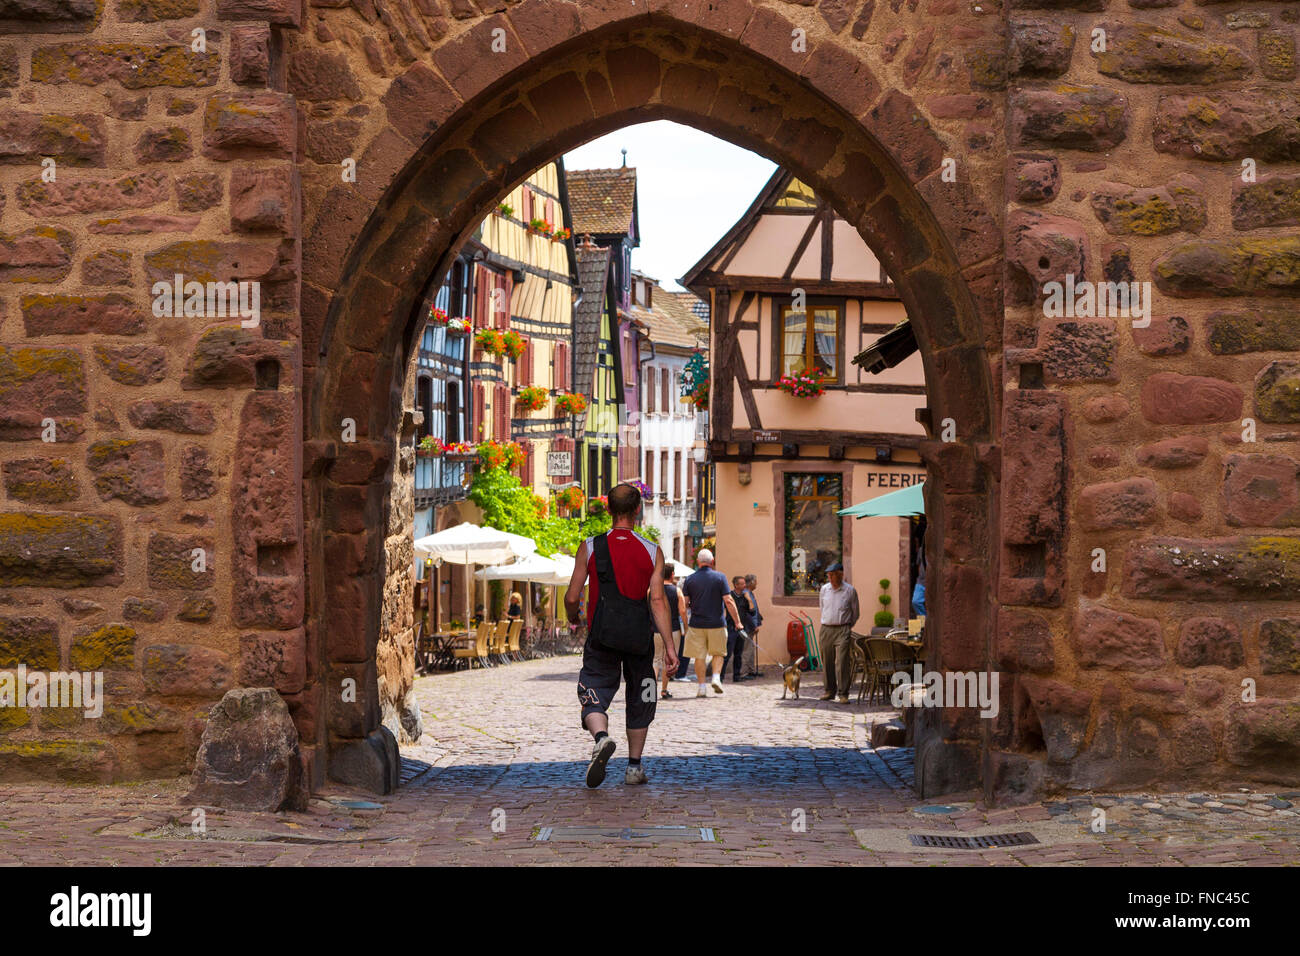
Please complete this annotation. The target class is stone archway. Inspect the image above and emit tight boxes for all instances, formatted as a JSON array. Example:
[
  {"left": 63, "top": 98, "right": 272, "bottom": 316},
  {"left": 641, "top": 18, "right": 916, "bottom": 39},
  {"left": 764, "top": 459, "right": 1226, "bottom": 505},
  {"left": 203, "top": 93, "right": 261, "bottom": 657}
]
[
  {"left": 9, "top": 0, "right": 1297, "bottom": 804},
  {"left": 302, "top": 11, "right": 1002, "bottom": 797}
]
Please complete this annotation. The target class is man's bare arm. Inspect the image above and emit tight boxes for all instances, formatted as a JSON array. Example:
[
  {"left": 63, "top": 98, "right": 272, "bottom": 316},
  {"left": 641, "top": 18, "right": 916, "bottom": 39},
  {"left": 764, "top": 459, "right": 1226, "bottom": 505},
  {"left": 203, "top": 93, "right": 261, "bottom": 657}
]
[
  {"left": 647, "top": 550, "right": 674, "bottom": 657},
  {"left": 676, "top": 588, "right": 688, "bottom": 628},
  {"left": 563, "top": 543, "right": 588, "bottom": 624}
]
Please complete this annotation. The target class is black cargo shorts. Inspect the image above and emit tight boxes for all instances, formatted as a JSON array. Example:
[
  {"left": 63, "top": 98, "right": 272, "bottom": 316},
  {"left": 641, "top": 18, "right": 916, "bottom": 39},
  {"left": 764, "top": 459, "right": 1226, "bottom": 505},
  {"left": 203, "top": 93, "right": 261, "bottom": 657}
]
[{"left": 576, "top": 631, "right": 658, "bottom": 730}]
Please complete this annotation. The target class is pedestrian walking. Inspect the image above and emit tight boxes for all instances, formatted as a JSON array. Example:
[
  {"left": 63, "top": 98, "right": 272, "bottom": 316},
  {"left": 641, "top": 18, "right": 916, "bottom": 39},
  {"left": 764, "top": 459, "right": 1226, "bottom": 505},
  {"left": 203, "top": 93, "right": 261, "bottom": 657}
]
[
  {"left": 658, "top": 564, "right": 687, "bottom": 698},
  {"left": 681, "top": 549, "right": 745, "bottom": 698},
  {"left": 817, "top": 562, "right": 860, "bottom": 704},
  {"left": 565, "top": 483, "right": 677, "bottom": 788}
]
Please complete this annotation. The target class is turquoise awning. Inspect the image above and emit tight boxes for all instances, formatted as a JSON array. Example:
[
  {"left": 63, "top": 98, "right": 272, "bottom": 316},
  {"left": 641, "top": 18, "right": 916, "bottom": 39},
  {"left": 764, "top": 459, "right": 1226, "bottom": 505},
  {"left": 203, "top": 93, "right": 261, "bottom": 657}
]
[{"left": 838, "top": 480, "right": 925, "bottom": 518}]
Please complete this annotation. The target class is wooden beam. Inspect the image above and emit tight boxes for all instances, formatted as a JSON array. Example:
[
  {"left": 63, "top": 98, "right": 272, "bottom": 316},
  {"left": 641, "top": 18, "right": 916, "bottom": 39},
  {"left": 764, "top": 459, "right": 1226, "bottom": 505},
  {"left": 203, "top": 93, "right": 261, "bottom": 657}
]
[
  {"left": 782, "top": 207, "right": 822, "bottom": 282},
  {"left": 685, "top": 275, "right": 901, "bottom": 300}
]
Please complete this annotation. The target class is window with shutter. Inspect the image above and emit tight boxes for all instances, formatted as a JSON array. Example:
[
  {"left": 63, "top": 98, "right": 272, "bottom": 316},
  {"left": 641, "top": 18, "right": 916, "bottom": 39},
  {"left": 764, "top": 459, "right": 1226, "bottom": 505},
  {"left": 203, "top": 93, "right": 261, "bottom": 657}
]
[
  {"left": 522, "top": 188, "right": 532, "bottom": 222},
  {"left": 473, "top": 384, "right": 485, "bottom": 440},
  {"left": 661, "top": 366, "right": 670, "bottom": 413},
  {"left": 660, "top": 451, "right": 669, "bottom": 500}
]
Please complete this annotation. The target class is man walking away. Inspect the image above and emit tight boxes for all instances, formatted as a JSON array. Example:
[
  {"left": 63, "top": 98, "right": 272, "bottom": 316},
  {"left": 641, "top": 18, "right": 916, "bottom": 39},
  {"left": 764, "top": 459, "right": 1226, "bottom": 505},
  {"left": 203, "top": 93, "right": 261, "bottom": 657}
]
[
  {"left": 658, "top": 564, "right": 687, "bottom": 698},
  {"left": 726, "top": 575, "right": 755, "bottom": 683},
  {"left": 681, "top": 549, "right": 745, "bottom": 698},
  {"left": 817, "top": 562, "right": 860, "bottom": 704},
  {"left": 742, "top": 574, "right": 763, "bottom": 680},
  {"left": 566, "top": 483, "right": 677, "bottom": 788}
]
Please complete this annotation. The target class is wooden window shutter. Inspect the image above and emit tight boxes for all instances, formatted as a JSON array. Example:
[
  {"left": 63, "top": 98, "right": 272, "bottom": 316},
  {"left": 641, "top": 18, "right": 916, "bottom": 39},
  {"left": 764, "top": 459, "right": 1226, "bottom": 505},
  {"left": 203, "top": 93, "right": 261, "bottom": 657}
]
[
  {"left": 661, "top": 367, "right": 670, "bottom": 413},
  {"left": 473, "top": 384, "right": 485, "bottom": 440},
  {"left": 660, "top": 451, "right": 669, "bottom": 500},
  {"left": 496, "top": 272, "right": 511, "bottom": 330},
  {"left": 473, "top": 268, "right": 488, "bottom": 329},
  {"left": 554, "top": 342, "right": 568, "bottom": 391},
  {"left": 519, "top": 440, "right": 533, "bottom": 485},
  {"left": 545, "top": 197, "right": 555, "bottom": 225},
  {"left": 518, "top": 337, "right": 532, "bottom": 386},
  {"left": 645, "top": 366, "right": 655, "bottom": 414},
  {"left": 495, "top": 384, "right": 509, "bottom": 440},
  {"left": 522, "top": 188, "right": 532, "bottom": 222}
]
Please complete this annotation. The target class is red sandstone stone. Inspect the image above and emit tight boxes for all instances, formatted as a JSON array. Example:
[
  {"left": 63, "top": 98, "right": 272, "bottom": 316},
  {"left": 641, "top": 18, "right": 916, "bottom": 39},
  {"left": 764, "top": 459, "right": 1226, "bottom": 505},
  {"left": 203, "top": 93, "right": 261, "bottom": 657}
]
[
  {"left": 230, "top": 24, "right": 271, "bottom": 86},
  {"left": 230, "top": 165, "right": 297, "bottom": 234},
  {"left": 1176, "top": 618, "right": 1243, "bottom": 668},
  {"left": 1168, "top": 492, "right": 1202, "bottom": 523},
  {"left": 1071, "top": 603, "right": 1166, "bottom": 670},
  {"left": 1078, "top": 477, "right": 1159, "bottom": 530},
  {"left": 1222, "top": 453, "right": 1300, "bottom": 527},
  {"left": 1141, "top": 372, "right": 1243, "bottom": 425}
]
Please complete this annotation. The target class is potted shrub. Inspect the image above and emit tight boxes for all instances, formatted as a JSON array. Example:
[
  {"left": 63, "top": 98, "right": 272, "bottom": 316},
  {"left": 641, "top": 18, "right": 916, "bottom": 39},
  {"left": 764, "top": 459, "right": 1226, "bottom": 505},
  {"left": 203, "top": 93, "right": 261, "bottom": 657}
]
[
  {"left": 555, "top": 486, "right": 585, "bottom": 514},
  {"left": 428, "top": 305, "right": 449, "bottom": 326},
  {"left": 497, "top": 202, "right": 514, "bottom": 218},
  {"left": 502, "top": 330, "right": 526, "bottom": 360},
  {"left": 476, "top": 439, "right": 524, "bottom": 471},
  {"left": 552, "top": 226, "right": 572, "bottom": 242},
  {"left": 872, "top": 578, "right": 895, "bottom": 633},
  {"left": 474, "top": 328, "right": 505, "bottom": 357},
  {"left": 587, "top": 495, "right": 608, "bottom": 517},
  {"left": 416, "top": 435, "right": 441, "bottom": 458},
  {"left": 446, "top": 317, "right": 471, "bottom": 334},
  {"left": 516, "top": 385, "right": 548, "bottom": 412},
  {"left": 555, "top": 392, "right": 588, "bottom": 416},
  {"left": 775, "top": 372, "right": 826, "bottom": 398}
]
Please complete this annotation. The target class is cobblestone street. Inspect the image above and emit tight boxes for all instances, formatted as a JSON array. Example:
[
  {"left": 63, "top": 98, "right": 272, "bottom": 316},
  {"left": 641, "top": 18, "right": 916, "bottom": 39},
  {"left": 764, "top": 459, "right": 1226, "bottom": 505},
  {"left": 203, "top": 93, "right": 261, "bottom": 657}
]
[{"left": 1, "top": 655, "right": 1297, "bottom": 866}]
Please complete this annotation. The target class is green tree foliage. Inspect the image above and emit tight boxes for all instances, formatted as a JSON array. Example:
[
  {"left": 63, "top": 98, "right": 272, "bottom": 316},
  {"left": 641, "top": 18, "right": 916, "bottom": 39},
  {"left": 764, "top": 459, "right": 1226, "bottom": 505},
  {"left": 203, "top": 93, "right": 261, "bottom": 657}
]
[{"left": 468, "top": 466, "right": 660, "bottom": 557}]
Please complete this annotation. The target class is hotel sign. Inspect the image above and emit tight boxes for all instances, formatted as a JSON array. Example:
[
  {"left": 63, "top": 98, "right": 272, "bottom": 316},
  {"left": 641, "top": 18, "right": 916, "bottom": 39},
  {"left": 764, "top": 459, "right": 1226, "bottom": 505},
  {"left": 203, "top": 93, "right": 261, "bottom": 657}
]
[{"left": 546, "top": 451, "right": 572, "bottom": 477}]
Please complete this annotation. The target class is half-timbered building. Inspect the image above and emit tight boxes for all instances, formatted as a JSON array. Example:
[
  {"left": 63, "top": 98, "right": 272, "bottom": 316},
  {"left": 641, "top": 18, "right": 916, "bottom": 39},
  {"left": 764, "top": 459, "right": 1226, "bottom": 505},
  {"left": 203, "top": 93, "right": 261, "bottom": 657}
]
[{"left": 684, "top": 169, "right": 928, "bottom": 660}]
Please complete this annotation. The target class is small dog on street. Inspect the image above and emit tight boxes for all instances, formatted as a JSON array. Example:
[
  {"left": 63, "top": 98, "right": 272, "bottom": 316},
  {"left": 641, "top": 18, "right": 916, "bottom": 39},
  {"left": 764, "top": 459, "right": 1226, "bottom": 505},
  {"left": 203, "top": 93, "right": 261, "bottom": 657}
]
[{"left": 781, "top": 657, "right": 806, "bottom": 699}]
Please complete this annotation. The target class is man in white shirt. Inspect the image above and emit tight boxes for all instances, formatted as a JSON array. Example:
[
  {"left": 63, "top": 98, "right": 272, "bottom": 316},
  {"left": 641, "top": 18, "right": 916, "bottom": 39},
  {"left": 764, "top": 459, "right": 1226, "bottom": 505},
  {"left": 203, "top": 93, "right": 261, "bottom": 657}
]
[{"left": 817, "top": 562, "right": 860, "bottom": 704}]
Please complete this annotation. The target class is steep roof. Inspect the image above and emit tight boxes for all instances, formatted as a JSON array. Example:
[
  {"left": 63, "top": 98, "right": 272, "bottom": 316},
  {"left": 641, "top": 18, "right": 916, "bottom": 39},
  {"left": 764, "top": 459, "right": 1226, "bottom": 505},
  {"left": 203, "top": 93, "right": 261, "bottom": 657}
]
[
  {"left": 670, "top": 290, "right": 710, "bottom": 330},
  {"left": 573, "top": 243, "right": 612, "bottom": 440},
  {"left": 629, "top": 283, "right": 708, "bottom": 352},
  {"left": 567, "top": 167, "right": 639, "bottom": 239}
]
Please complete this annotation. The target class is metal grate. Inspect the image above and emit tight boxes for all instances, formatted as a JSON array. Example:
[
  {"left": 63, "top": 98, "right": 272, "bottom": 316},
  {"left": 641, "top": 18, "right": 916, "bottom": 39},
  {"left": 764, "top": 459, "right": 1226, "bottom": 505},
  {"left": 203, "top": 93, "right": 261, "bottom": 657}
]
[
  {"left": 909, "top": 831, "right": 1040, "bottom": 850},
  {"left": 536, "top": 826, "right": 716, "bottom": 843}
]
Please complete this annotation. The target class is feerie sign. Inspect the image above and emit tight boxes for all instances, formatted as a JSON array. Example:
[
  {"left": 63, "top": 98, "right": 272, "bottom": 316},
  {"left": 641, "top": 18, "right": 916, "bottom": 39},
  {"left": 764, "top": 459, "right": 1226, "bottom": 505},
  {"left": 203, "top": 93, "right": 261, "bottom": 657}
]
[{"left": 863, "top": 471, "right": 924, "bottom": 488}]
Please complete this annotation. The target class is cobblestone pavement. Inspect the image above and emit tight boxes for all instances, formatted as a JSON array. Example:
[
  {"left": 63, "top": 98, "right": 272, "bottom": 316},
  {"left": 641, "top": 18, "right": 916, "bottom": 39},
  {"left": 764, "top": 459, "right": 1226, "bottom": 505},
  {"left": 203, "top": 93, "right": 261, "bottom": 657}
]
[{"left": 0, "top": 655, "right": 1297, "bottom": 865}]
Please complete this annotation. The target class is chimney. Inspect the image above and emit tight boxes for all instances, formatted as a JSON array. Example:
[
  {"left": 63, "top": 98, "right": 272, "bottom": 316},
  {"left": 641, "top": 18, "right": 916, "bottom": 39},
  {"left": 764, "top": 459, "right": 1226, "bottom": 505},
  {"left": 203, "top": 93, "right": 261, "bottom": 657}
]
[{"left": 579, "top": 233, "right": 596, "bottom": 250}]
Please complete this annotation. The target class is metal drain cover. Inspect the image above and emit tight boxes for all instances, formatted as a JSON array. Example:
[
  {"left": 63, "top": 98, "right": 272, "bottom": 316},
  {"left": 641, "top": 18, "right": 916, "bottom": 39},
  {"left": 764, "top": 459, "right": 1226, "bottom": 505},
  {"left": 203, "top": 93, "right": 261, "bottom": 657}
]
[
  {"left": 909, "top": 831, "right": 1039, "bottom": 849},
  {"left": 536, "top": 826, "right": 716, "bottom": 843}
]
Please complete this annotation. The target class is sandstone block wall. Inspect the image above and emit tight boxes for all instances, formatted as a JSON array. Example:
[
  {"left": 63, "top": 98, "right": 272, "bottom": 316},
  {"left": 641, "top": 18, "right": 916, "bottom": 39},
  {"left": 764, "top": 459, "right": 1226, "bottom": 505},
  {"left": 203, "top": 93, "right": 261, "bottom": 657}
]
[{"left": 0, "top": 0, "right": 1295, "bottom": 801}]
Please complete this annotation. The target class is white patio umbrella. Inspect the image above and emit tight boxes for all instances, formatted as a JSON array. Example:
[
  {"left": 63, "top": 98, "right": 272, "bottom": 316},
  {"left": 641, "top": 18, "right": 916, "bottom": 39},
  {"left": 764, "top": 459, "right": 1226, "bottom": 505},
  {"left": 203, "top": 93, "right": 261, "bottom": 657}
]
[
  {"left": 412, "top": 523, "right": 532, "bottom": 643},
  {"left": 473, "top": 551, "right": 559, "bottom": 582},
  {"left": 665, "top": 558, "right": 693, "bottom": 581}
]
